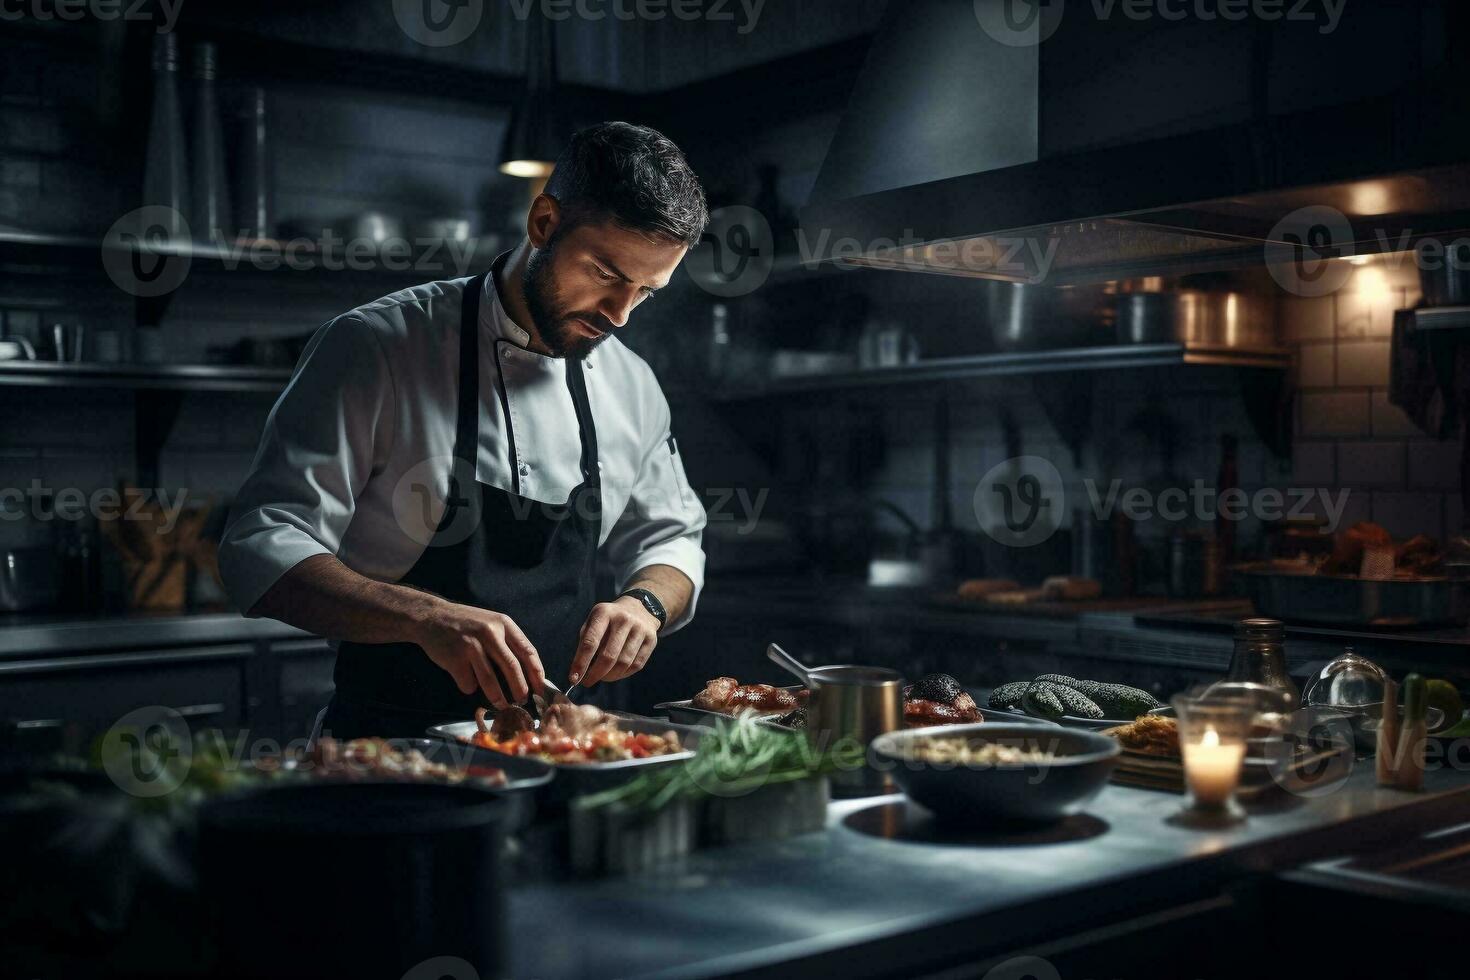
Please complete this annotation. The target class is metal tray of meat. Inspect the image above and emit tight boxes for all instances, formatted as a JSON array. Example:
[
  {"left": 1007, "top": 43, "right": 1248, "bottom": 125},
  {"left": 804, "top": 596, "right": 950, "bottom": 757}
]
[
  {"left": 280, "top": 737, "right": 555, "bottom": 831},
  {"left": 652, "top": 685, "right": 804, "bottom": 730},
  {"left": 426, "top": 713, "right": 703, "bottom": 799},
  {"left": 1234, "top": 561, "right": 1470, "bottom": 627}
]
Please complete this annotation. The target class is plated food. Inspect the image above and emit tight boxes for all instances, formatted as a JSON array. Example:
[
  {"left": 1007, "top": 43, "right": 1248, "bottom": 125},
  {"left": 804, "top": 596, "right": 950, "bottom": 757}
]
[
  {"left": 301, "top": 737, "right": 509, "bottom": 786},
  {"left": 956, "top": 575, "right": 1102, "bottom": 605},
  {"left": 467, "top": 702, "right": 684, "bottom": 764},
  {"left": 896, "top": 736, "right": 1055, "bottom": 767},
  {"left": 693, "top": 677, "right": 808, "bottom": 716},
  {"left": 903, "top": 673, "right": 983, "bottom": 727},
  {"left": 872, "top": 723, "right": 1119, "bottom": 824},
  {"left": 682, "top": 671, "right": 982, "bottom": 729},
  {"left": 1106, "top": 715, "right": 1179, "bottom": 757}
]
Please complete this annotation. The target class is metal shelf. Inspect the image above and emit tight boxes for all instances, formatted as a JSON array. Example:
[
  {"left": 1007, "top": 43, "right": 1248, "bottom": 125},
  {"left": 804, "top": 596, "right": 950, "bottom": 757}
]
[
  {"left": 0, "top": 229, "right": 500, "bottom": 278},
  {"left": 1411, "top": 306, "right": 1470, "bottom": 332},
  {"left": 0, "top": 361, "right": 292, "bottom": 393},
  {"left": 706, "top": 343, "right": 1291, "bottom": 400}
]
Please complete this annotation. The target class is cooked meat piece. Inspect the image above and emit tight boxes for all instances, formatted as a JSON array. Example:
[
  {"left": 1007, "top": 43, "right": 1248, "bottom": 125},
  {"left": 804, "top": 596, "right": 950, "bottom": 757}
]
[
  {"left": 957, "top": 578, "right": 1019, "bottom": 600},
  {"left": 1041, "top": 575, "right": 1102, "bottom": 601},
  {"left": 692, "top": 676, "right": 739, "bottom": 711},
  {"left": 907, "top": 673, "right": 964, "bottom": 704},
  {"left": 489, "top": 705, "right": 535, "bottom": 741},
  {"left": 985, "top": 588, "right": 1045, "bottom": 604},
  {"left": 542, "top": 701, "right": 605, "bottom": 738},
  {"left": 1322, "top": 521, "right": 1394, "bottom": 575},
  {"left": 904, "top": 698, "right": 982, "bottom": 727},
  {"left": 728, "top": 684, "right": 800, "bottom": 712}
]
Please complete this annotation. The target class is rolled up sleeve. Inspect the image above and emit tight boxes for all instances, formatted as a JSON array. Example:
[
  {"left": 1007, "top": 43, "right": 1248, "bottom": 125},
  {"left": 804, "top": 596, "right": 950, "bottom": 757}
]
[
  {"left": 218, "top": 313, "right": 395, "bottom": 614},
  {"left": 602, "top": 395, "right": 706, "bottom": 634}
]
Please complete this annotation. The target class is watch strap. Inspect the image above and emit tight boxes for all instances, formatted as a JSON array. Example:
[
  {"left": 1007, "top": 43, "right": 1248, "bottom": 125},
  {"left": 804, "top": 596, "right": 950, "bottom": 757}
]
[{"left": 619, "top": 587, "right": 667, "bottom": 628}]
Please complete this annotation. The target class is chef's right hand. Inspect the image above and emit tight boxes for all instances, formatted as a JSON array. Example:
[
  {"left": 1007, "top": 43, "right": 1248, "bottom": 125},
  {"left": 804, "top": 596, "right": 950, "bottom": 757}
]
[{"left": 413, "top": 601, "right": 545, "bottom": 708}]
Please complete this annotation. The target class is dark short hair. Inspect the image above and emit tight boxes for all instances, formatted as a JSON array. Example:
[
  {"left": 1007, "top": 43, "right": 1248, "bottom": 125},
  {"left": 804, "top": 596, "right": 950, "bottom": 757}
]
[{"left": 543, "top": 122, "right": 708, "bottom": 248}]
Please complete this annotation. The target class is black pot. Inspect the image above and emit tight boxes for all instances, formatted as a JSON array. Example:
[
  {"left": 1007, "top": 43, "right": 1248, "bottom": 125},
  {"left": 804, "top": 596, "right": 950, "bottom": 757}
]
[{"left": 198, "top": 782, "right": 509, "bottom": 979}]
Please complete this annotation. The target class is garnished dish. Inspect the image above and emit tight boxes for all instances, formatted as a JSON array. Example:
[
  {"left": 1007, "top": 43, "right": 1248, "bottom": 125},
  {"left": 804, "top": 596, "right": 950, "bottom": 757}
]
[
  {"left": 903, "top": 673, "right": 983, "bottom": 727},
  {"left": 685, "top": 671, "right": 981, "bottom": 729},
  {"left": 301, "top": 737, "right": 509, "bottom": 787},
  {"left": 1106, "top": 715, "right": 1179, "bottom": 757},
  {"left": 871, "top": 723, "right": 1120, "bottom": 824},
  {"left": 467, "top": 702, "right": 684, "bottom": 764},
  {"left": 693, "top": 677, "right": 809, "bottom": 720}
]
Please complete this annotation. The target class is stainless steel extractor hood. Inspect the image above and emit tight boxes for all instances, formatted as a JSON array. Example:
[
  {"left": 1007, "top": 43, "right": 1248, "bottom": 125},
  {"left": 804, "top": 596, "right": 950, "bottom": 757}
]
[{"left": 802, "top": 0, "right": 1470, "bottom": 284}]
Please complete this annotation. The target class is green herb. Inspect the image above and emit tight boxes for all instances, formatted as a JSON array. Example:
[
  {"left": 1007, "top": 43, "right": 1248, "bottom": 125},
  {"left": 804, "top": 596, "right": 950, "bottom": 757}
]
[{"left": 575, "top": 714, "right": 859, "bottom": 815}]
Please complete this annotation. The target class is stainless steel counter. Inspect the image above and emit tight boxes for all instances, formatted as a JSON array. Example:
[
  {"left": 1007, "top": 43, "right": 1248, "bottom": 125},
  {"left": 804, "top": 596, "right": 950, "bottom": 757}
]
[
  {"left": 0, "top": 611, "right": 310, "bottom": 658},
  {"left": 510, "top": 763, "right": 1470, "bottom": 979}
]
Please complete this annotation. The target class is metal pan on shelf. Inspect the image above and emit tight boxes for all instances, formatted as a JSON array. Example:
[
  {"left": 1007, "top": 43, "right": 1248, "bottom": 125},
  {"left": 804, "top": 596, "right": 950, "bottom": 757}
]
[{"left": 1234, "top": 561, "right": 1470, "bottom": 627}]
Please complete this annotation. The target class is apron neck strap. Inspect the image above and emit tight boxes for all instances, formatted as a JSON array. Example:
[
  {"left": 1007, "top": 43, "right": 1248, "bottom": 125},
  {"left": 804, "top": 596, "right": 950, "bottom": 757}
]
[{"left": 454, "top": 268, "right": 601, "bottom": 490}]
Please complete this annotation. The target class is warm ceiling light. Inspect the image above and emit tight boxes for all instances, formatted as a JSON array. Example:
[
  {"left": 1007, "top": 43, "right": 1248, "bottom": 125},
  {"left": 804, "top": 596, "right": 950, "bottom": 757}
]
[
  {"left": 499, "top": 159, "right": 555, "bottom": 178},
  {"left": 498, "top": 14, "right": 562, "bottom": 180}
]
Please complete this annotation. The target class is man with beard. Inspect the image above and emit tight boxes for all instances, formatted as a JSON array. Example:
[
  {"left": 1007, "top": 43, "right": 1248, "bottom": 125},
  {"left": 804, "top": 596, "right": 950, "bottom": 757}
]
[{"left": 219, "top": 122, "right": 709, "bottom": 738}]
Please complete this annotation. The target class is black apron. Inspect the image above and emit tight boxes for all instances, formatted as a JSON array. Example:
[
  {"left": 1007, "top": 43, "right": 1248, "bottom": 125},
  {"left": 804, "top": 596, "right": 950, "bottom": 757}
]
[{"left": 319, "top": 269, "right": 602, "bottom": 740}]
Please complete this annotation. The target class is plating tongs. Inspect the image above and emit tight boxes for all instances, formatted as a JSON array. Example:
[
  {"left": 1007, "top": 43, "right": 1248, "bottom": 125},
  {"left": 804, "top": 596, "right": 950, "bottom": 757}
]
[{"left": 527, "top": 678, "right": 581, "bottom": 723}]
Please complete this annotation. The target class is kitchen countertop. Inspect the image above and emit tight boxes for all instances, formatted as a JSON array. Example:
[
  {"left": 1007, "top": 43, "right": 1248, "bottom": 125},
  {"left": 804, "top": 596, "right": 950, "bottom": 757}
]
[
  {"left": 510, "top": 762, "right": 1470, "bottom": 979},
  {"left": 0, "top": 611, "right": 311, "bottom": 658}
]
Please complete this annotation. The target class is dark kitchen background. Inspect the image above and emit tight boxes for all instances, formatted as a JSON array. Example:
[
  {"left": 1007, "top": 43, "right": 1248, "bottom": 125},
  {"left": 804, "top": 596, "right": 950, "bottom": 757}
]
[{"left": 2, "top": 0, "right": 1468, "bottom": 757}]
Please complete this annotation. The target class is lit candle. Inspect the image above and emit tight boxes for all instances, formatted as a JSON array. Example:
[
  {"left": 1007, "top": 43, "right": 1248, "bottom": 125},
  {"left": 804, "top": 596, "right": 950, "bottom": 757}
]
[{"left": 1181, "top": 726, "right": 1246, "bottom": 808}]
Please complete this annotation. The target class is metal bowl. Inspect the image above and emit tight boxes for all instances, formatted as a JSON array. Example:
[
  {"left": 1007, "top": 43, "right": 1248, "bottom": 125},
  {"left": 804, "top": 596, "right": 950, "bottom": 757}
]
[{"left": 871, "top": 722, "right": 1119, "bottom": 825}]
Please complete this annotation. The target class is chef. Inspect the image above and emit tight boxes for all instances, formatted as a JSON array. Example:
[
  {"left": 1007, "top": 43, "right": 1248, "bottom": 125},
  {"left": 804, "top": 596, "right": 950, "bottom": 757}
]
[{"left": 218, "top": 122, "right": 709, "bottom": 739}]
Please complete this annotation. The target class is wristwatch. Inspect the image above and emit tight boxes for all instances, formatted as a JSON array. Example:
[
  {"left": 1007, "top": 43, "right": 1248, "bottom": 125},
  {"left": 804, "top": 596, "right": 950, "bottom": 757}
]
[{"left": 619, "top": 588, "right": 667, "bottom": 629}]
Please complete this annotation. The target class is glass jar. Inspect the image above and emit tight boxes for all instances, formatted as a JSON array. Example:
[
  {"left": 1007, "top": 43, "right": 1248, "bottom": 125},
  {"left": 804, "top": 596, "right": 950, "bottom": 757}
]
[{"left": 1225, "top": 618, "right": 1300, "bottom": 705}]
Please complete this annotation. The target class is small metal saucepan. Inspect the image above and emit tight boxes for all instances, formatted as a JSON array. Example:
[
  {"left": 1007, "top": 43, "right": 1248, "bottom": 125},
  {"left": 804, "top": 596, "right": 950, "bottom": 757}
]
[{"left": 804, "top": 664, "right": 905, "bottom": 797}]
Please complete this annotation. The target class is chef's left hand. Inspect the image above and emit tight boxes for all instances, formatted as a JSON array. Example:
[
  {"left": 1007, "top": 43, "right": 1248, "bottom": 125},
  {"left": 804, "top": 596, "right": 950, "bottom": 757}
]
[{"left": 570, "top": 596, "right": 660, "bottom": 687}]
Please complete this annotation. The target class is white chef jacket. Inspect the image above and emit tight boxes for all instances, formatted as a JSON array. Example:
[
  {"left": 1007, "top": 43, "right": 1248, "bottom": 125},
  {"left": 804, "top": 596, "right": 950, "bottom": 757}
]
[{"left": 219, "top": 273, "right": 707, "bottom": 633}]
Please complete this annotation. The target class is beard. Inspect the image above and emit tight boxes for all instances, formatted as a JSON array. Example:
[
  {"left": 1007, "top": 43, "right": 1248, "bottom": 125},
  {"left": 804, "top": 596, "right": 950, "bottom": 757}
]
[{"left": 522, "top": 239, "right": 614, "bottom": 360}]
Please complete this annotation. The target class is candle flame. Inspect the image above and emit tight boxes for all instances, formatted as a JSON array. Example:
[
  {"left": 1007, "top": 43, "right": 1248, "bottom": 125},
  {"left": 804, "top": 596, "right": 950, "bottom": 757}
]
[{"left": 1202, "top": 727, "right": 1220, "bottom": 747}]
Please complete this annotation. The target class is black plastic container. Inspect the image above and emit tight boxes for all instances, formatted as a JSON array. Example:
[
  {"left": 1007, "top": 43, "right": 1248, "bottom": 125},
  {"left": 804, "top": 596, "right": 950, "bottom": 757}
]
[{"left": 198, "top": 782, "right": 508, "bottom": 979}]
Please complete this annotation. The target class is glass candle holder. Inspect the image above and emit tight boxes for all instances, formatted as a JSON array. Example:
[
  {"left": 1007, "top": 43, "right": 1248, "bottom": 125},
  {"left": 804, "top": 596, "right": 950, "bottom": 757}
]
[{"left": 1172, "top": 693, "right": 1255, "bottom": 820}]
